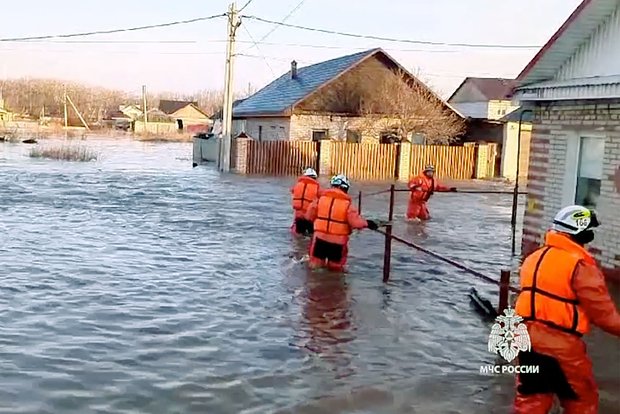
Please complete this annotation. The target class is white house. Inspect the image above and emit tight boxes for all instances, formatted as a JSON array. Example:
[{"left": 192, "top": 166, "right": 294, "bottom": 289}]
[{"left": 513, "top": 0, "right": 620, "bottom": 281}]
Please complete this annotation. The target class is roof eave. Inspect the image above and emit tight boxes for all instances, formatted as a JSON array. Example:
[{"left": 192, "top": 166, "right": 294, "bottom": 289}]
[{"left": 516, "top": 0, "right": 594, "bottom": 85}]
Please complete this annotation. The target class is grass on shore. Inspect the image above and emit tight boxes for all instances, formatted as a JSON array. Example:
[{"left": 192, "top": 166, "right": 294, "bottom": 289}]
[{"left": 29, "top": 143, "right": 98, "bottom": 162}]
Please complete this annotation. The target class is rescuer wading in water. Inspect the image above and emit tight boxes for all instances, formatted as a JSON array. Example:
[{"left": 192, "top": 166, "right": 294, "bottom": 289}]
[
  {"left": 305, "top": 174, "right": 378, "bottom": 272},
  {"left": 407, "top": 164, "right": 456, "bottom": 220},
  {"left": 290, "top": 167, "right": 322, "bottom": 236},
  {"left": 513, "top": 205, "right": 620, "bottom": 414}
]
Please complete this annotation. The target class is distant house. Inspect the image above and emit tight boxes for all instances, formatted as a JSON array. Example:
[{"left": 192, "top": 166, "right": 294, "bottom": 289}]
[
  {"left": 231, "top": 48, "right": 463, "bottom": 143},
  {"left": 159, "top": 100, "right": 212, "bottom": 132},
  {"left": 119, "top": 104, "right": 143, "bottom": 120},
  {"left": 512, "top": 0, "right": 620, "bottom": 281},
  {"left": 134, "top": 109, "right": 177, "bottom": 134},
  {"left": 448, "top": 77, "right": 530, "bottom": 180}
]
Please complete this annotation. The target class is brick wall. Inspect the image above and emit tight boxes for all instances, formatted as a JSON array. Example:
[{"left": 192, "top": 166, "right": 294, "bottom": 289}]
[
  {"left": 232, "top": 117, "right": 290, "bottom": 141},
  {"left": 289, "top": 114, "right": 379, "bottom": 143},
  {"left": 522, "top": 99, "right": 620, "bottom": 281}
]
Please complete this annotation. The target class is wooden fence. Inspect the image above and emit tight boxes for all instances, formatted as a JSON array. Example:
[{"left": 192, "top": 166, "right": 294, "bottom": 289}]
[
  {"left": 409, "top": 144, "right": 476, "bottom": 180},
  {"left": 245, "top": 140, "right": 318, "bottom": 175},
  {"left": 329, "top": 142, "right": 397, "bottom": 181},
  {"left": 233, "top": 138, "right": 489, "bottom": 181}
]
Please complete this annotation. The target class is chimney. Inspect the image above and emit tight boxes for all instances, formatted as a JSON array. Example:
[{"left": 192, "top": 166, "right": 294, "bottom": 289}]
[{"left": 291, "top": 60, "right": 298, "bottom": 79}]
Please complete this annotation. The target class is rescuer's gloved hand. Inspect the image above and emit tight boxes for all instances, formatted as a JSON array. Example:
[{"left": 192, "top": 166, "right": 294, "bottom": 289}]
[{"left": 366, "top": 220, "right": 379, "bottom": 230}]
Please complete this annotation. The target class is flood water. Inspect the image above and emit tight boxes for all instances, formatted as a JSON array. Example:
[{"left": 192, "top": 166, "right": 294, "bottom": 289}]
[{"left": 1, "top": 138, "right": 618, "bottom": 413}]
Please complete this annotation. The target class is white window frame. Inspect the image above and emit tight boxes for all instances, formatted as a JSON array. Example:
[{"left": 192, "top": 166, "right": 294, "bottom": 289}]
[{"left": 562, "top": 132, "right": 606, "bottom": 207}]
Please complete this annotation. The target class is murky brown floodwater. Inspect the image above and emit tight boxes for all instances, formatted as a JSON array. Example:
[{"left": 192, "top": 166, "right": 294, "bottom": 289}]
[{"left": 1, "top": 137, "right": 618, "bottom": 413}]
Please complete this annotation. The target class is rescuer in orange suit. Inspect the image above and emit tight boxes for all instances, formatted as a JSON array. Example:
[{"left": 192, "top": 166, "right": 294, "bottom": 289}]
[
  {"left": 406, "top": 165, "right": 456, "bottom": 220},
  {"left": 290, "top": 167, "right": 322, "bottom": 236},
  {"left": 305, "top": 174, "right": 378, "bottom": 272},
  {"left": 513, "top": 205, "right": 620, "bottom": 414}
]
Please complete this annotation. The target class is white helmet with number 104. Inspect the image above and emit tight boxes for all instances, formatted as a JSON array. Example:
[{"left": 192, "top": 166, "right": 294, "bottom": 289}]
[{"left": 552, "top": 205, "right": 600, "bottom": 235}]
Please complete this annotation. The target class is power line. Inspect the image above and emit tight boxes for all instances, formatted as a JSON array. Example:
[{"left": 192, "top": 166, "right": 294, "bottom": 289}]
[
  {"left": 238, "top": 0, "right": 256, "bottom": 12},
  {"left": 241, "top": 26, "right": 276, "bottom": 76},
  {"left": 256, "top": 0, "right": 306, "bottom": 42},
  {"left": 239, "top": 0, "right": 306, "bottom": 54},
  {"left": 10, "top": 40, "right": 198, "bottom": 44},
  {"left": 241, "top": 15, "right": 542, "bottom": 49},
  {"left": 0, "top": 14, "right": 226, "bottom": 42}
]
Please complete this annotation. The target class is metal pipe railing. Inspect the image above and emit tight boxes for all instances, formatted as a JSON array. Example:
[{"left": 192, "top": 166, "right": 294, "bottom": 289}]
[{"left": 360, "top": 185, "right": 520, "bottom": 314}]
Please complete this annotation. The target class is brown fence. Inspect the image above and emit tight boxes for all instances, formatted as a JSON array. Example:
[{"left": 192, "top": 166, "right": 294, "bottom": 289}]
[
  {"left": 329, "top": 142, "right": 397, "bottom": 181},
  {"left": 246, "top": 140, "right": 318, "bottom": 175},
  {"left": 409, "top": 144, "right": 476, "bottom": 180}
]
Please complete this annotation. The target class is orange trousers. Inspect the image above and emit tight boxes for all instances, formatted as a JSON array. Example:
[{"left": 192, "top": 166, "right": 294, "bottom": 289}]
[
  {"left": 406, "top": 200, "right": 430, "bottom": 220},
  {"left": 513, "top": 325, "right": 598, "bottom": 414},
  {"left": 308, "top": 236, "right": 348, "bottom": 272}
]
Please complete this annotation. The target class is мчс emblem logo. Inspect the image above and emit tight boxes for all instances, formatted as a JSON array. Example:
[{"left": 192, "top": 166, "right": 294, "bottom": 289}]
[{"left": 488, "top": 307, "right": 531, "bottom": 362}]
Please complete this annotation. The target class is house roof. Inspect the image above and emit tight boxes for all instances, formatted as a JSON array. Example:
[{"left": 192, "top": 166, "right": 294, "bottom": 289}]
[
  {"left": 448, "top": 77, "right": 518, "bottom": 102},
  {"left": 233, "top": 48, "right": 463, "bottom": 118},
  {"left": 516, "top": 0, "right": 619, "bottom": 87},
  {"left": 159, "top": 99, "right": 206, "bottom": 116}
]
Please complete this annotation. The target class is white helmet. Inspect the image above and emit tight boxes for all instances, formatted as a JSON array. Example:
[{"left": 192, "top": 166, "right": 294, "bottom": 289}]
[
  {"left": 330, "top": 174, "right": 350, "bottom": 190},
  {"left": 303, "top": 167, "right": 317, "bottom": 178},
  {"left": 552, "top": 205, "right": 600, "bottom": 235}
]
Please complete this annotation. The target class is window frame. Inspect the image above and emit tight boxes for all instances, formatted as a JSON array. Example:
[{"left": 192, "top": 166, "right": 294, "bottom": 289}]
[
  {"left": 574, "top": 135, "right": 605, "bottom": 210},
  {"left": 311, "top": 129, "right": 329, "bottom": 141}
]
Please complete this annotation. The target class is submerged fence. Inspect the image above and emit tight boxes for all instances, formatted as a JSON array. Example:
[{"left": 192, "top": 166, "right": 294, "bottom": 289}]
[
  {"left": 359, "top": 184, "right": 525, "bottom": 314},
  {"left": 409, "top": 144, "right": 476, "bottom": 180},
  {"left": 330, "top": 142, "right": 397, "bottom": 181},
  {"left": 244, "top": 140, "right": 318, "bottom": 175},
  {"left": 231, "top": 138, "right": 497, "bottom": 181}
]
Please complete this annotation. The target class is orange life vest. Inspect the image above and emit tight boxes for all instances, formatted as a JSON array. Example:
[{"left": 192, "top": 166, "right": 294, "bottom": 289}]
[
  {"left": 313, "top": 188, "right": 351, "bottom": 236},
  {"left": 412, "top": 174, "right": 435, "bottom": 201},
  {"left": 292, "top": 176, "right": 320, "bottom": 212},
  {"left": 515, "top": 231, "right": 595, "bottom": 336}
]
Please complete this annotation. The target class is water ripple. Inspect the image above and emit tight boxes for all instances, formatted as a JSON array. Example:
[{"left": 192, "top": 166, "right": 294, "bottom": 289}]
[{"left": 1, "top": 138, "right": 618, "bottom": 413}]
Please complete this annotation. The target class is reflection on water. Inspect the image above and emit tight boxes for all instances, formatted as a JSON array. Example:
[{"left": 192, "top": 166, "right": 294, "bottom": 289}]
[{"left": 0, "top": 138, "right": 618, "bottom": 413}]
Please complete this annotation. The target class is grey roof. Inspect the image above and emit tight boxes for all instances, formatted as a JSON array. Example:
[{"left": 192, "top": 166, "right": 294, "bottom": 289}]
[{"left": 232, "top": 49, "right": 381, "bottom": 117}]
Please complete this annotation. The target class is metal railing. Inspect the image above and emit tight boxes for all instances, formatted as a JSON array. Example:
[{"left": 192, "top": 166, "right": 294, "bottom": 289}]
[{"left": 359, "top": 184, "right": 523, "bottom": 314}]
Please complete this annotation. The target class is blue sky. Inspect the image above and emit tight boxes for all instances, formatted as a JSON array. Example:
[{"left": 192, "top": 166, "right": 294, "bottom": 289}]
[{"left": 0, "top": 0, "right": 583, "bottom": 98}]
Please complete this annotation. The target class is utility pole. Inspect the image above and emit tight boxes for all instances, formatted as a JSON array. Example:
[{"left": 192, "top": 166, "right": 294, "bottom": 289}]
[
  {"left": 142, "top": 84, "right": 148, "bottom": 134},
  {"left": 219, "top": 2, "right": 240, "bottom": 172}
]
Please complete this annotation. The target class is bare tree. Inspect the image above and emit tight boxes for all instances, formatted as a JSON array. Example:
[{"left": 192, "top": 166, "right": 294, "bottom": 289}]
[{"left": 358, "top": 69, "right": 465, "bottom": 144}]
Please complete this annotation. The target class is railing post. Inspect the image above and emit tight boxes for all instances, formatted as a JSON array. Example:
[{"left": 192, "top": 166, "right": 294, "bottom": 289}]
[
  {"left": 358, "top": 191, "right": 362, "bottom": 214},
  {"left": 499, "top": 269, "right": 511, "bottom": 314},
  {"left": 383, "top": 184, "right": 395, "bottom": 283}
]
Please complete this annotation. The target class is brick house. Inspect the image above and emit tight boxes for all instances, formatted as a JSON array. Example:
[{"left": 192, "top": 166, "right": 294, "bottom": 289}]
[
  {"left": 231, "top": 48, "right": 463, "bottom": 143},
  {"left": 513, "top": 0, "right": 620, "bottom": 281}
]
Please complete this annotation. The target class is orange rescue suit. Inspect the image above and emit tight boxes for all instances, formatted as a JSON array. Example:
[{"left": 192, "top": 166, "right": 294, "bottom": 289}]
[
  {"left": 291, "top": 176, "right": 321, "bottom": 219},
  {"left": 513, "top": 230, "right": 620, "bottom": 414},
  {"left": 407, "top": 172, "right": 450, "bottom": 220}
]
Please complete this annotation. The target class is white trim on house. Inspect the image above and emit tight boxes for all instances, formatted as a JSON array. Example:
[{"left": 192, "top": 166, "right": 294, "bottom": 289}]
[{"left": 515, "top": 75, "right": 620, "bottom": 101}]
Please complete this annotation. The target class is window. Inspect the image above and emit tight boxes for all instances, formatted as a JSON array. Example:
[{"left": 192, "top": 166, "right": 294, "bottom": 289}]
[
  {"left": 575, "top": 136, "right": 605, "bottom": 209},
  {"left": 312, "top": 129, "right": 329, "bottom": 141},
  {"left": 411, "top": 133, "right": 425, "bottom": 145},
  {"left": 279, "top": 126, "right": 286, "bottom": 140},
  {"left": 346, "top": 129, "right": 360, "bottom": 143},
  {"left": 258, "top": 125, "right": 262, "bottom": 141}
]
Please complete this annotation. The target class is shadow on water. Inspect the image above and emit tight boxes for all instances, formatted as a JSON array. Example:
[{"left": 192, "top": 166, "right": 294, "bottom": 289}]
[{"left": 0, "top": 138, "right": 618, "bottom": 413}]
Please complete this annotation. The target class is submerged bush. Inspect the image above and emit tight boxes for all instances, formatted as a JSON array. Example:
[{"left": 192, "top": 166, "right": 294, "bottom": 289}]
[{"left": 29, "top": 144, "right": 98, "bottom": 162}]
